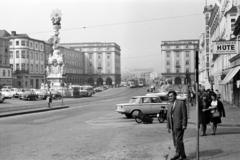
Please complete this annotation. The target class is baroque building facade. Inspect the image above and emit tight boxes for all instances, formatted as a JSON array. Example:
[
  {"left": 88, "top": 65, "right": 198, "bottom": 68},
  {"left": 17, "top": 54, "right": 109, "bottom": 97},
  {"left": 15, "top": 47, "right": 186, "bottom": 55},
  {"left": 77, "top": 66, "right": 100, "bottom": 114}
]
[
  {"left": 0, "top": 35, "right": 12, "bottom": 87},
  {"left": 161, "top": 40, "right": 199, "bottom": 86},
  {"left": 60, "top": 42, "right": 121, "bottom": 86},
  {"left": 8, "top": 31, "right": 45, "bottom": 89}
]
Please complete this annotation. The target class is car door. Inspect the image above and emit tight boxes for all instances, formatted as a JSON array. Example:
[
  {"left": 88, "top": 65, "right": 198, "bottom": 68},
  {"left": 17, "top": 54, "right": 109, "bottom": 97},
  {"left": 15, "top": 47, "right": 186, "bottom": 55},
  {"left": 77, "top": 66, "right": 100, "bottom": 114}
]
[
  {"left": 150, "top": 97, "right": 162, "bottom": 114},
  {"left": 140, "top": 97, "right": 153, "bottom": 114}
]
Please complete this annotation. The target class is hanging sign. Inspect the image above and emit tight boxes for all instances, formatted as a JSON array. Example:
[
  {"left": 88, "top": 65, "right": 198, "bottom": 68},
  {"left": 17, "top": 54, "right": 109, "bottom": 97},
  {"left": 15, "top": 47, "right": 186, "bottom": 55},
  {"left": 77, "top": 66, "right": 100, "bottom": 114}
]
[{"left": 212, "top": 41, "right": 237, "bottom": 54}]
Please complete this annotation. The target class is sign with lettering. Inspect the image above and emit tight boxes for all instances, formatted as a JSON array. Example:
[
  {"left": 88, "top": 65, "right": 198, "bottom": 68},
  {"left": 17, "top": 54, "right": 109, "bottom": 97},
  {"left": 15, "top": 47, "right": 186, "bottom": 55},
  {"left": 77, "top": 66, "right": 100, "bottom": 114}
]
[{"left": 212, "top": 41, "right": 237, "bottom": 54}]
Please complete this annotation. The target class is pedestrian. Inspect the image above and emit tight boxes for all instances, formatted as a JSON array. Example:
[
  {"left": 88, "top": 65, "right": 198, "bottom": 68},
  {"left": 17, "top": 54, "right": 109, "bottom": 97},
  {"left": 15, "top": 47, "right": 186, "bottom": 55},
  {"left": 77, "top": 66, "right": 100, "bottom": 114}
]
[
  {"left": 47, "top": 92, "right": 53, "bottom": 108},
  {"left": 208, "top": 92, "right": 226, "bottom": 135},
  {"left": 215, "top": 89, "right": 221, "bottom": 100},
  {"left": 167, "top": 90, "right": 188, "bottom": 160},
  {"left": 188, "top": 89, "right": 195, "bottom": 106},
  {"left": 199, "top": 92, "right": 211, "bottom": 136}
]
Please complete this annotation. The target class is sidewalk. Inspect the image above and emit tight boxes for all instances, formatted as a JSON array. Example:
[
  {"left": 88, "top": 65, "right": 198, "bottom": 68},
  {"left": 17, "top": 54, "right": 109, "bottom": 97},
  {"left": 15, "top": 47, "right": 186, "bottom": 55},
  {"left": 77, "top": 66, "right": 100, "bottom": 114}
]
[{"left": 185, "top": 103, "right": 240, "bottom": 160}]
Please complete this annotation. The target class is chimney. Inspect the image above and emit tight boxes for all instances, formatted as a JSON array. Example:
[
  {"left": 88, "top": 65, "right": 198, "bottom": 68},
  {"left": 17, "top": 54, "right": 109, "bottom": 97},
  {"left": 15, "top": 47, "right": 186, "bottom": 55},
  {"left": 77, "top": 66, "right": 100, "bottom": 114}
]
[{"left": 11, "top": 31, "right": 16, "bottom": 36}]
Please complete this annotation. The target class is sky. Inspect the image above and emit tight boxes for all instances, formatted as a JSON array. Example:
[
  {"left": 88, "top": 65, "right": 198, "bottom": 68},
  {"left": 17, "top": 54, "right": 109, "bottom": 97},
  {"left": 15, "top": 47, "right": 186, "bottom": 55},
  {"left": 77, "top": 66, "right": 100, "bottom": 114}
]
[{"left": 0, "top": 0, "right": 209, "bottom": 73}]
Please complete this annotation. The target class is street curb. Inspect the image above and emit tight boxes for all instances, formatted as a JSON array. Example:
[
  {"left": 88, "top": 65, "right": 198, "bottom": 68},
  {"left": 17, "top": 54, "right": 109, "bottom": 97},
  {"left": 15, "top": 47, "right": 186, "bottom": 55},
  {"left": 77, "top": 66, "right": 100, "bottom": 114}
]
[{"left": 0, "top": 105, "right": 70, "bottom": 118}]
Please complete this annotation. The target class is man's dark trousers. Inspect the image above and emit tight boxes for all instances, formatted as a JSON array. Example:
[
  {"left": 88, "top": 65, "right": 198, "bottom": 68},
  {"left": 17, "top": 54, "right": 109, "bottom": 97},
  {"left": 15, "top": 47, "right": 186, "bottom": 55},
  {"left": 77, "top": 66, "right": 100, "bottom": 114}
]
[{"left": 172, "top": 128, "right": 186, "bottom": 158}]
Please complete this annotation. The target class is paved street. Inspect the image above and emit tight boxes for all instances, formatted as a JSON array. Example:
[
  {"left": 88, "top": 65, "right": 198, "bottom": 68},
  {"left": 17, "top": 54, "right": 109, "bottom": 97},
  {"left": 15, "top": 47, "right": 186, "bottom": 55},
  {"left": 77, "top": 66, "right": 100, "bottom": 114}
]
[{"left": 0, "top": 87, "right": 240, "bottom": 160}]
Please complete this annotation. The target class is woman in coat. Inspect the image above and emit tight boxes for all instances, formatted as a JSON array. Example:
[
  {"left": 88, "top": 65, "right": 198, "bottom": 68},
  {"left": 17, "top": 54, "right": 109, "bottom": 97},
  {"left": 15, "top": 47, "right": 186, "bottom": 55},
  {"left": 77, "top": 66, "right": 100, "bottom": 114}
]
[
  {"left": 199, "top": 92, "right": 211, "bottom": 136},
  {"left": 208, "top": 93, "right": 226, "bottom": 135}
]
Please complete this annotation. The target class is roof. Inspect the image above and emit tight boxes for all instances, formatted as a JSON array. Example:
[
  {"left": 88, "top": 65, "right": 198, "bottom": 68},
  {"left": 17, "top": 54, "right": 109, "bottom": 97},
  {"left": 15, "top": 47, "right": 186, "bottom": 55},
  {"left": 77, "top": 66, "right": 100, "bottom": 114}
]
[
  {"left": 0, "top": 30, "right": 10, "bottom": 37},
  {"left": 224, "top": 6, "right": 237, "bottom": 16}
]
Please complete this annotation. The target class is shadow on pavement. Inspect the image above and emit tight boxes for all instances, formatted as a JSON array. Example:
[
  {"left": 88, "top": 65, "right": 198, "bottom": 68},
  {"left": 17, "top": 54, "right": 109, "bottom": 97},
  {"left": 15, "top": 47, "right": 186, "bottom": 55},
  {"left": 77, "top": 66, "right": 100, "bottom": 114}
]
[
  {"left": 219, "top": 123, "right": 240, "bottom": 127},
  {"left": 187, "top": 149, "right": 223, "bottom": 160},
  {"left": 215, "top": 127, "right": 240, "bottom": 135}
]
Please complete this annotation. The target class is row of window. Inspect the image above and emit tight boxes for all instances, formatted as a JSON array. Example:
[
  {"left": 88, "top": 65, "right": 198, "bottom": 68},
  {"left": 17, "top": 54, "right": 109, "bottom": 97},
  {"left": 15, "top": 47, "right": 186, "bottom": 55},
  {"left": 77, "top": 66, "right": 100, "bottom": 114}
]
[
  {"left": 10, "top": 40, "right": 44, "bottom": 51},
  {"left": 166, "top": 68, "right": 190, "bottom": 73},
  {"left": 82, "top": 47, "right": 114, "bottom": 52},
  {"left": 163, "top": 45, "right": 195, "bottom": 50},
  {"left": 0, "top": 55, "right": 9, "bottom": 65},
  {"left": 166, "top": 51, "right": 190, "bottom": 57},
  {"left": 88, "top": 53, "right": 112, "bottom": 59},
  {"left": 13, "top": 64, "right": 44, "bottom": 73},
  {"left": 10, "top": 50, "right": 45, "bottom": 61},
  {"left": 0, "top": 69, "right": 11, "bottom": 77},
  {"left": 166, "top": 60, "right": 190, "bottom": 65}
]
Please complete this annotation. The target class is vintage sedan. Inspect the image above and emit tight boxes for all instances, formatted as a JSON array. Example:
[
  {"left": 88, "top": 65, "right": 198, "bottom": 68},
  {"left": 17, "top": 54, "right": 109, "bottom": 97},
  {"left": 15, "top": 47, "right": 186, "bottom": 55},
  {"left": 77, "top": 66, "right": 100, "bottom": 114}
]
[{"left": 116, "top": 95, "right": 169, "bottom": 119}]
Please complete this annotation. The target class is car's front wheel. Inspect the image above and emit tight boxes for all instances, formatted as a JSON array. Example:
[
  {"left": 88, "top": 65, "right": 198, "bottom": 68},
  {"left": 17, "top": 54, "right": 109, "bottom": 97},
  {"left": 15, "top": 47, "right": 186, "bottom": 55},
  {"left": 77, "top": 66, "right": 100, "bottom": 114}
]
[{"left": 132, "top": 110, "right": 143, "bottom": 123}]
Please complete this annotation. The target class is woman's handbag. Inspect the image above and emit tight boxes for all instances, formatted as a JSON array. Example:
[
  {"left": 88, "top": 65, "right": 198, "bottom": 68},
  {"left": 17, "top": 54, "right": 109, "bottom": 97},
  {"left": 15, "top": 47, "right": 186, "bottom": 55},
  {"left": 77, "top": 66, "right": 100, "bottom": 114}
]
[{"left": 211, "top": 109, "right": 220, "bottom": 117}]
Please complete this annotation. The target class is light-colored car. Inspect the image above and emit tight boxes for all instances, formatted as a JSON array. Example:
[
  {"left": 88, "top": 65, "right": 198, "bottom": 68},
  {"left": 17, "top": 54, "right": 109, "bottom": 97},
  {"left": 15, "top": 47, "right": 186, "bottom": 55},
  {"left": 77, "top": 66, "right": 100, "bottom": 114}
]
[
  {"left": 145, "top": 92, "right": 169, "bottom": 102},
  {"left": 16, "top": 88, "right": 25, "bottom": 98},
  {"left": 0, "top": 92, "right": 5, "bottom": 103},
  {"left": 35, "top": 89, "right": 48, "bottom": 100},
  {"left": 1, "top": 88, "right": 13, "bottom": 99},
  {"left": 116, "top": 95, "right": 169, "bottom": 118},
  {"left": 147, "top": 91, "right": 187, "bottom": 101},
  {"left": 82, "top": 85, "right": 95, "bottom": 96}
]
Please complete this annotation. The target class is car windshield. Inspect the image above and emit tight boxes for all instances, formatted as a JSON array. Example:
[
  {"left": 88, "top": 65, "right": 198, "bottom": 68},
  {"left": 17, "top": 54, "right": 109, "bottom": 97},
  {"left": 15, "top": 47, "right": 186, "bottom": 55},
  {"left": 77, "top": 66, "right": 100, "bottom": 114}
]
[{"left": 129, "top": 97, "right": 141, "bottom": 104}]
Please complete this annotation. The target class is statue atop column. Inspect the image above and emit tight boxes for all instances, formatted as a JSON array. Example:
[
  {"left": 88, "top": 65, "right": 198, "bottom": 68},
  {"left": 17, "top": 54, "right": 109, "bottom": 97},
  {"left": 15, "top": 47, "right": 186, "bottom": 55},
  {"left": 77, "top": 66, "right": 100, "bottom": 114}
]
[{"left": 46, "top": 9, "right": 64, "bottom": 88}]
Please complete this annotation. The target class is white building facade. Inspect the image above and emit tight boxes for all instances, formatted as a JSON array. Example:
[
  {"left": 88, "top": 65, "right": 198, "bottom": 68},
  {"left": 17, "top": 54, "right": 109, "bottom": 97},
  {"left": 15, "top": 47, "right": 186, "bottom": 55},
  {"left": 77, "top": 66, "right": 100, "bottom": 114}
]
[
  {"left": 161, "top": 40, "right": 199, "bottom": 86},
  {"left": 9, "top": 31, "right": 45, "bottom": 89},
  {"left": 61, "top": 42, "right": 121, "bottom": 86}
]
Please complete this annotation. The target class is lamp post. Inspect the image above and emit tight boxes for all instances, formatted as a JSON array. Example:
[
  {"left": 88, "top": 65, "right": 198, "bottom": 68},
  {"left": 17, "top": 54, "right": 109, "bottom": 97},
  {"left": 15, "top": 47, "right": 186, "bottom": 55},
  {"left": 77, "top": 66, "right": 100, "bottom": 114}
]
[{"left": 195, "top": 49, "right": 200, "bottom": 160}]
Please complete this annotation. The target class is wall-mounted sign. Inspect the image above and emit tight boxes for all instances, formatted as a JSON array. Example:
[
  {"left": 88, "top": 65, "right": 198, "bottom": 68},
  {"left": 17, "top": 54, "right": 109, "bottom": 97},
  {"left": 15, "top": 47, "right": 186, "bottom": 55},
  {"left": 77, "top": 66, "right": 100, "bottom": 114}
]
[{"left": 212, "top": 41, "right": 238, "bottom": 55}]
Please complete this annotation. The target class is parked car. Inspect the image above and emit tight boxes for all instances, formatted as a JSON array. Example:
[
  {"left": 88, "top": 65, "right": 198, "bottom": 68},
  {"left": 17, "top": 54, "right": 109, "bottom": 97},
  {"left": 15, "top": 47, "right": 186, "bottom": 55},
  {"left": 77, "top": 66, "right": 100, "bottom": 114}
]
[
  {"left": 35, "top": 89, "right": 48, "bottom": 100},
  {"left": 16, "top": 88, "right": 25, "bottom": 98},
  {"left": 1, "top": 88, "right": 13, "bottom": 99},
  {"left": 10, "top": 88, "right": 20, "bottom": 98},
  {"left": 94, "top": 86, "right": 104, "bottom": 92},
  {"left": 145, "top": 92, "right": 169, "bottom": 102},
  {"left": 72, "top": 86, "right": 88, "bottom": 98},
  {"left": 116, "top": 95, "right": 169, "bottom": 120},
  {"left": 49, "top": 90, "right": 62, "bottom": 99},
  {"left": 0, "top": 92, "right": 5, "bottom": 103},
  {"left": 81, "top": 85, "right": 95, "bottom": 96},
  {"left": 20, "top": 90, "right": 38, "bottom": 101}
]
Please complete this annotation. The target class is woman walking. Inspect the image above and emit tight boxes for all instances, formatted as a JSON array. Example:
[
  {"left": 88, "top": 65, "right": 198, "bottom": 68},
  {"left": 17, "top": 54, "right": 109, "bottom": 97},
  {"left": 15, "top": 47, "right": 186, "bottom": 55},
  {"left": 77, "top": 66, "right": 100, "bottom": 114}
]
[
  {"left": 208, "top": 93, "right": 226, "bottom": 135},
  {"left": 199, "top": 92, "right": 211, "bottom": 136}
]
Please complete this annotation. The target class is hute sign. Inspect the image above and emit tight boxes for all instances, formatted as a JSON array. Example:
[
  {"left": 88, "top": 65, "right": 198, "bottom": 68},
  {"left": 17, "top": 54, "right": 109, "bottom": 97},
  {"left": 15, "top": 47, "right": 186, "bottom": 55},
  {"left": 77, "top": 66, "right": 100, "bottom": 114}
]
[{"left": 212, "top": 41, "right": 238, "bottom": 55}]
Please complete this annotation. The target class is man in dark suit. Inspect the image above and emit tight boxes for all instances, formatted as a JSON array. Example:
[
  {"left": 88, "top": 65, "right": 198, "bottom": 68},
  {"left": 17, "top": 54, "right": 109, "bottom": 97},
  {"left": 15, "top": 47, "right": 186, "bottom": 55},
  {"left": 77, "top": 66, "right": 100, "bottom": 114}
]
[{"left": 167, "top": 90, "right": 188, "bottom": 160}]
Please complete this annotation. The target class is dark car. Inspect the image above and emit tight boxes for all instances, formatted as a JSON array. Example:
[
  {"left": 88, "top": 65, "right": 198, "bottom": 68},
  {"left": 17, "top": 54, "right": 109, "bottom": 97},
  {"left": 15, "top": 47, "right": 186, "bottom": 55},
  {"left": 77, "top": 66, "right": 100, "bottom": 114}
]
[{"left": 20, "top": 91, "right": 38, "bottom": 101}]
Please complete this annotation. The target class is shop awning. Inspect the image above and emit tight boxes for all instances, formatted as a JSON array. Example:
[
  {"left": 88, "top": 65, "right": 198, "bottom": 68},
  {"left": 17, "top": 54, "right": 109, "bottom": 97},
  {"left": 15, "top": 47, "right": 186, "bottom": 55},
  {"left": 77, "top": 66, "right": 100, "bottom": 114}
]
[{"left": 220, "top": 66, "right": 240, "bottom": 84}]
